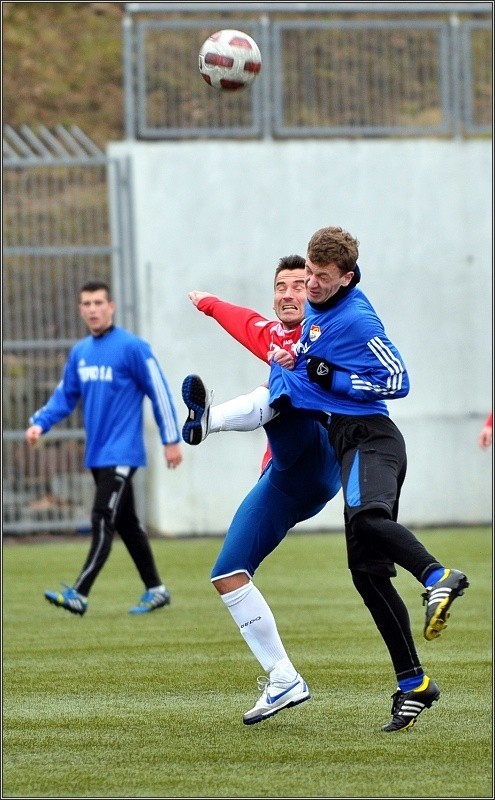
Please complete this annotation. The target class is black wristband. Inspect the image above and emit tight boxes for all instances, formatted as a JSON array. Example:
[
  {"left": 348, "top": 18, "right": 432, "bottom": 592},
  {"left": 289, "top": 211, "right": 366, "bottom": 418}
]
[{"left": 306, "top": 357, "right": 334, "bottom": 390}]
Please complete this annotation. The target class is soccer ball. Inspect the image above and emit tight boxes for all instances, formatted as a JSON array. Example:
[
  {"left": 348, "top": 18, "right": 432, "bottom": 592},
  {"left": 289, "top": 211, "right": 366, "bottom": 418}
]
[{"left": 198, "top": 29, "right": 262, "bottom": 91}]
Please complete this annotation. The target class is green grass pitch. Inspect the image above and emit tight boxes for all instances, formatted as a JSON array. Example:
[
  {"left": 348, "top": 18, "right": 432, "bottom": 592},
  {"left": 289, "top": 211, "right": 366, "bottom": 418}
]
[{"left": 2, "top": 527, "right": 492, "bottom": 798}]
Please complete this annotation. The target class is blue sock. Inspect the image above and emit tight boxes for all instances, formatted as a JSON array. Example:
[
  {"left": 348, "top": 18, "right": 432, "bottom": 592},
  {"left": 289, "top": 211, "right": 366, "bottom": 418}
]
[
  {"left": 398, "top": 674, "right": 424, "bottom": 692},
  {"left": 424, "top": 567, "right": 446, "bottom": 587}
]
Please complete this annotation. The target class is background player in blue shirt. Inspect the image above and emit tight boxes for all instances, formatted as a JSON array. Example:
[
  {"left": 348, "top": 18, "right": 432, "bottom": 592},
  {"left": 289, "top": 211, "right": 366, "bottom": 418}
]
[{"left": 25, "top": 280, "right": 183, "bottom": 616}]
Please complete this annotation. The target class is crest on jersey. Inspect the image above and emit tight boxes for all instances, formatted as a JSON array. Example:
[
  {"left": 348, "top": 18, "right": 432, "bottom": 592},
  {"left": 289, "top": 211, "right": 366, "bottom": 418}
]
[{"left": 309, "top": 325, "right": 321, "bottom": 341}]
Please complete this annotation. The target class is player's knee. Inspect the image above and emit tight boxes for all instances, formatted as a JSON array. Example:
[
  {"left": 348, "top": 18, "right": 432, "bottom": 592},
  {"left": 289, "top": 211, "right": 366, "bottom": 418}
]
[
  {"left": 348, "top": 507, "right": 390, "bottom": 539},
  {"left": 90, "top": 508, "right": 115, "bottom": 535},
  {"left": 211, "top": 572, "right": 249, "bottom": 595}
]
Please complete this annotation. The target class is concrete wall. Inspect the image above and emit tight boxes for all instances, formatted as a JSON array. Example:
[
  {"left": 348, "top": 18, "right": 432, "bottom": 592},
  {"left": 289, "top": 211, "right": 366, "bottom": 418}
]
[{"left": 108, "top": 139, "right": 492, "bottom": 535}]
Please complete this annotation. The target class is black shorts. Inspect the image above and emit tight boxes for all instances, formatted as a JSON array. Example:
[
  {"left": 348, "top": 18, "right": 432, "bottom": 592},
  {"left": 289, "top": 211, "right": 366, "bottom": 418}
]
[{"left": 328, "top": 413, "right": 407, "bottom": 576}]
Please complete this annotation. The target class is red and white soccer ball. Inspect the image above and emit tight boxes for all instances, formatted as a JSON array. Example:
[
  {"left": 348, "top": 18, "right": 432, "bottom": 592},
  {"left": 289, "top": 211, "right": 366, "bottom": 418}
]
[{"left": 198, "top": 29, "right": 262, "bottom": 91}]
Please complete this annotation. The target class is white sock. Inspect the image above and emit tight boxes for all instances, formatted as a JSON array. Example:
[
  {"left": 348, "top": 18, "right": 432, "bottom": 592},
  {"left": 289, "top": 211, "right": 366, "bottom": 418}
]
[
  {"left": 209, "top": 385, "right": 278, "bottom": 433},
  {"left": 221, "top": 580, "right": 297, "bottom": 679}
]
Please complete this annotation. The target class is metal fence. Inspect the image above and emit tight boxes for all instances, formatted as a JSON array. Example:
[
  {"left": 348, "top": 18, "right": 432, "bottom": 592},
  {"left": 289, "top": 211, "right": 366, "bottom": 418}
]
[
  {"left": 2, "top": 125, "right": 134, "bottom": 534},
  {"left": 123, "top": 1, "right": 492, "bottom": 140}
]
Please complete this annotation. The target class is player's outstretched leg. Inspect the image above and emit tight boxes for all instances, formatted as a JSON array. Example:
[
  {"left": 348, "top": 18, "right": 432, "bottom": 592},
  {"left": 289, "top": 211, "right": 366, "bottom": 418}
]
[{"left": 181, "top": 374, "right": 213, "bottom": 445}]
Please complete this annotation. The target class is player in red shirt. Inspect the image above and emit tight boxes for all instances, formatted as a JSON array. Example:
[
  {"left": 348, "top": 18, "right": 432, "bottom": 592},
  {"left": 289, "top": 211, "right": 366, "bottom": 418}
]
[
  {"left": 182, "top": 254, "right": 342, "bottom": 726},
  {"left": 184, "top": 254, "right": 306, "bottom": 471}
]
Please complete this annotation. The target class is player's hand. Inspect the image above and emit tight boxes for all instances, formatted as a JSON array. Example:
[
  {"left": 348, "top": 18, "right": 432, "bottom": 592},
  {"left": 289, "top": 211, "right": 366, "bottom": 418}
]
[
  {"left": 164, "top": 442, "right": 183, "bottom": 469},
  {"left": 268, "top": 346, "right": 295, "bottom": 370},
  {"left": 188, "top": 290, "right": 215, "bottom": 307},
  {"left": 478, "top": 425, "right": 492, "bottom": 450},
  {"left": 25, "top": 425, "right": 43, "bottom": 446}
]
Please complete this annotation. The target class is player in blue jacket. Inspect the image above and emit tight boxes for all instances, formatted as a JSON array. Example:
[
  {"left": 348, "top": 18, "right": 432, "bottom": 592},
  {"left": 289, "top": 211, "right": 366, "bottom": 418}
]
[
  {"left": 268, "top": 226, "right": 469, "bottom": 731},
  {"left": 25, "top": 280, "right": 183, "bottom": 616}
]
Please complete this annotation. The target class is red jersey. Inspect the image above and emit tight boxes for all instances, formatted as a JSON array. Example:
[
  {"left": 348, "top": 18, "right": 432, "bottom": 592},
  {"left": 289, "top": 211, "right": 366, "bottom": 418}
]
[
  {"left": 196, "top": 295, "right": 302, "bottom": 470},
  {"left": 197, "top": 296, "right": 302, "bottom": 362}
]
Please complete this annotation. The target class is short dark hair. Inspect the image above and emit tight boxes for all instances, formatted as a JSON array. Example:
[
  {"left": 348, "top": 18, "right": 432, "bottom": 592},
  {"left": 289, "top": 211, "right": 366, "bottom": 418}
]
[
  {"left": 307, "top": 227, "right": 359, "bottom": 273},
  {"left": 79, "top": 280, "right": 111, "bottom": 299},
  {"left": 274, "top": 254, "right": 306, "bottom": 282}
]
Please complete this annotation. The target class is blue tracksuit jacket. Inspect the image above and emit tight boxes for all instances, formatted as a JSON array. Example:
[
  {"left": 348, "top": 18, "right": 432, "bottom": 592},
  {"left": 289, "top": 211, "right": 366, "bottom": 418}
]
[
  {"left": 30, "top": 326, "right": 180, "bottom": 467},
  {"left": 269, "top": 285, "right": 410, "bottom": 415}
]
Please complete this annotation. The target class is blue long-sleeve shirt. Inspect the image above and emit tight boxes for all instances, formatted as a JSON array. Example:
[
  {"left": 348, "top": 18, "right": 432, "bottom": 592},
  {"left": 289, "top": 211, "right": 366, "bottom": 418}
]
[
  {"left": 30, "top": 326, "right": 181, "bottom": 467},
  {"left": 269, "top": 285, "right": 409, "bottom": 417}
]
